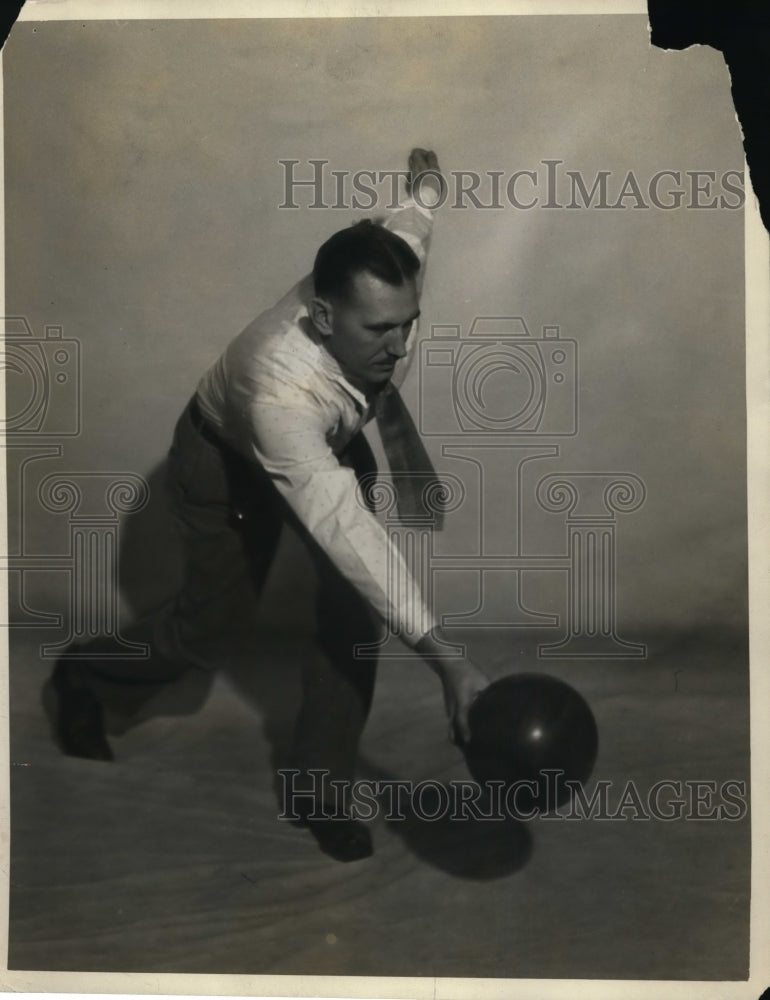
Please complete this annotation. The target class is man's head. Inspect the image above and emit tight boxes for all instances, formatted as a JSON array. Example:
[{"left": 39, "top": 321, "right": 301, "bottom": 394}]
[{"left": 309, "top": 220, "right": 421, "bottom": 388}]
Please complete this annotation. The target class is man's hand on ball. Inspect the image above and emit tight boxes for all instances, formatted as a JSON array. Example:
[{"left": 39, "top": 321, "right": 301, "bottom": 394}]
[
  {"left": 416, "top": 629, "right": 489, "bottom": 745},
  {"left": 439, "top": 658, "right": 489, "bottom": 747}
]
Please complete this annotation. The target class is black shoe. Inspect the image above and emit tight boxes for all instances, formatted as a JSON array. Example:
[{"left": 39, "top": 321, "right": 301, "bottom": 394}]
[
  {"left": 51, "top": 660, "right": 114, "bottom": 761},
  {"left": 303, "top": 816, "right": 373, "bottom": 862},
  {"left": 295, "top": 803, "right": 373, "bottom": 862}
]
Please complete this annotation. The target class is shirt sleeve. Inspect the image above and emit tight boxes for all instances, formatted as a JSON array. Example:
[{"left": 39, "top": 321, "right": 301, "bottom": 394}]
[
  {"left": 241, "top": 382, "right": 438, "bottom": 645},
  {"left": 381, "top": 196, "right": 435, "bottom": 390},
  {"left": 382, "top": 196, "right": 434, "bottom": 291}
]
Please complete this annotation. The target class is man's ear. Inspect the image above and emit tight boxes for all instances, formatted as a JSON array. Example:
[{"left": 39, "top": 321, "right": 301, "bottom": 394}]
[{"left": 309, "top": 297, "right": 334, "bottom": 338}]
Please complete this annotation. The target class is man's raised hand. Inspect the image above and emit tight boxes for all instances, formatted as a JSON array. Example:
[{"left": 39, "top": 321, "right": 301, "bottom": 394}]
[{"left": 406, "top": 147, "right": 444, "bottom": 207}]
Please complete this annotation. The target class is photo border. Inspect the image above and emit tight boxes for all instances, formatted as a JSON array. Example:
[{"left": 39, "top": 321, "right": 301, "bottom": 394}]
[{"left": 1, "top": 2, "right": 767, "bottom": 998}]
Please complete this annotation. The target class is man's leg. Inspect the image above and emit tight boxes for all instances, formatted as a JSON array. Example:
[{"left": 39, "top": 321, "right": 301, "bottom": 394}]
[
  {"left": 52, "top": 399, "right": 283, "bottom": 756},
  {"left": 154, "top": 403, "right": 284, "bottom": 671},
  {"left": 290, "top": 556, "right": 380, "bottom": 796},
  {"left": 287, "top": 432, "right": 381, "bottom": 860}
]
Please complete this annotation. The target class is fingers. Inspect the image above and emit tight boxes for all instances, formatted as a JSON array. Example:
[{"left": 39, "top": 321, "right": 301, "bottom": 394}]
[
  {"left": 456, "top": 717, "right": 472, "bottom": 746},
  {"left": 450, "top": 711, "right": 471, "bottom": 747},
  {"left": 409, "top": 147, "right": 440, "bottom": 175},
  {"left": 409, "top": 147, "right": 429, "bottom": 169}
]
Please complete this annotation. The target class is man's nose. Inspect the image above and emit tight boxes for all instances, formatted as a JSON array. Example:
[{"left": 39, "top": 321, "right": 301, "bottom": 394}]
[{"left": 386, "top": 328, "right": 408, "bottom": 357}]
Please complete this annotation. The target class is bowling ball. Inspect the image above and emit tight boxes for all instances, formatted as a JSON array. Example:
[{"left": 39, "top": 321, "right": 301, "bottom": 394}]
[{"left": 463, "top": 672, "right": 598, "bottom": 814}]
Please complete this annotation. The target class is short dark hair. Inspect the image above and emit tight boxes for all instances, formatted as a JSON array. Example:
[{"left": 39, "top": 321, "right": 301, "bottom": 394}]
[{"left": 312, "top": 219, "right": 420, "bottom": 301}]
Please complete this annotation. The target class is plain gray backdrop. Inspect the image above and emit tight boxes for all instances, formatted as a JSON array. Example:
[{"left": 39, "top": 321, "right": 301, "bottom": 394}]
[{"left": 3, "top": 14, "right": 746, "bottom": 644}]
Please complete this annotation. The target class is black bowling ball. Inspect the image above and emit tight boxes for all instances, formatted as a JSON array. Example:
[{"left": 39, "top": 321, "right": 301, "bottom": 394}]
[{"left": 463, "top": 672, "right": 599, "bottom": 814}]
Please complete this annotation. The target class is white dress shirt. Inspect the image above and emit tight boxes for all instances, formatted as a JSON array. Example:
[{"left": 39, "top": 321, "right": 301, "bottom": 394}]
[{"left": 195, "top": 199, "right": 436, "bottom": 643}]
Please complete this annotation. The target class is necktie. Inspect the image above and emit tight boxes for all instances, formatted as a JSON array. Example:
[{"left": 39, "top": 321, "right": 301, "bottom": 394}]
[{"left": 373, "top": 382, "right": 445, "bottom": 530}]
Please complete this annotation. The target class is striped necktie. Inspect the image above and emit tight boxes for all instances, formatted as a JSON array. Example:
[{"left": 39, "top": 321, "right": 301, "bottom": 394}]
[{"left": 373, "top": 382, "right": 445, "bottom": 530}]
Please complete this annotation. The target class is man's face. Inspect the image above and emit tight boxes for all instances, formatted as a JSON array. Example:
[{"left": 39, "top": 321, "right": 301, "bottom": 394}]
[{"left": 320, "top": 271, "right": 420, "bottom": 388}]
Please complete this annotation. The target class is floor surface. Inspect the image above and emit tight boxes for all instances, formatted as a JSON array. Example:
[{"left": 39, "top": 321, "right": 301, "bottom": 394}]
[{"left": 7, "top": 624, "right": 751, "bottom": 980}]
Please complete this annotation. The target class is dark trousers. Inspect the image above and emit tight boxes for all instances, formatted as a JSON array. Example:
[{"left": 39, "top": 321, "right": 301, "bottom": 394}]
[{"left": 84, "top": 399, "right": 381, "bottom": 792}]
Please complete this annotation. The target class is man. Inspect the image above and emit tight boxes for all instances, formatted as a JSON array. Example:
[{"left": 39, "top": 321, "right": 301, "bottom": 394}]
[{"left": 52, "top": 148, "right": 488, "bottom": 862}]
